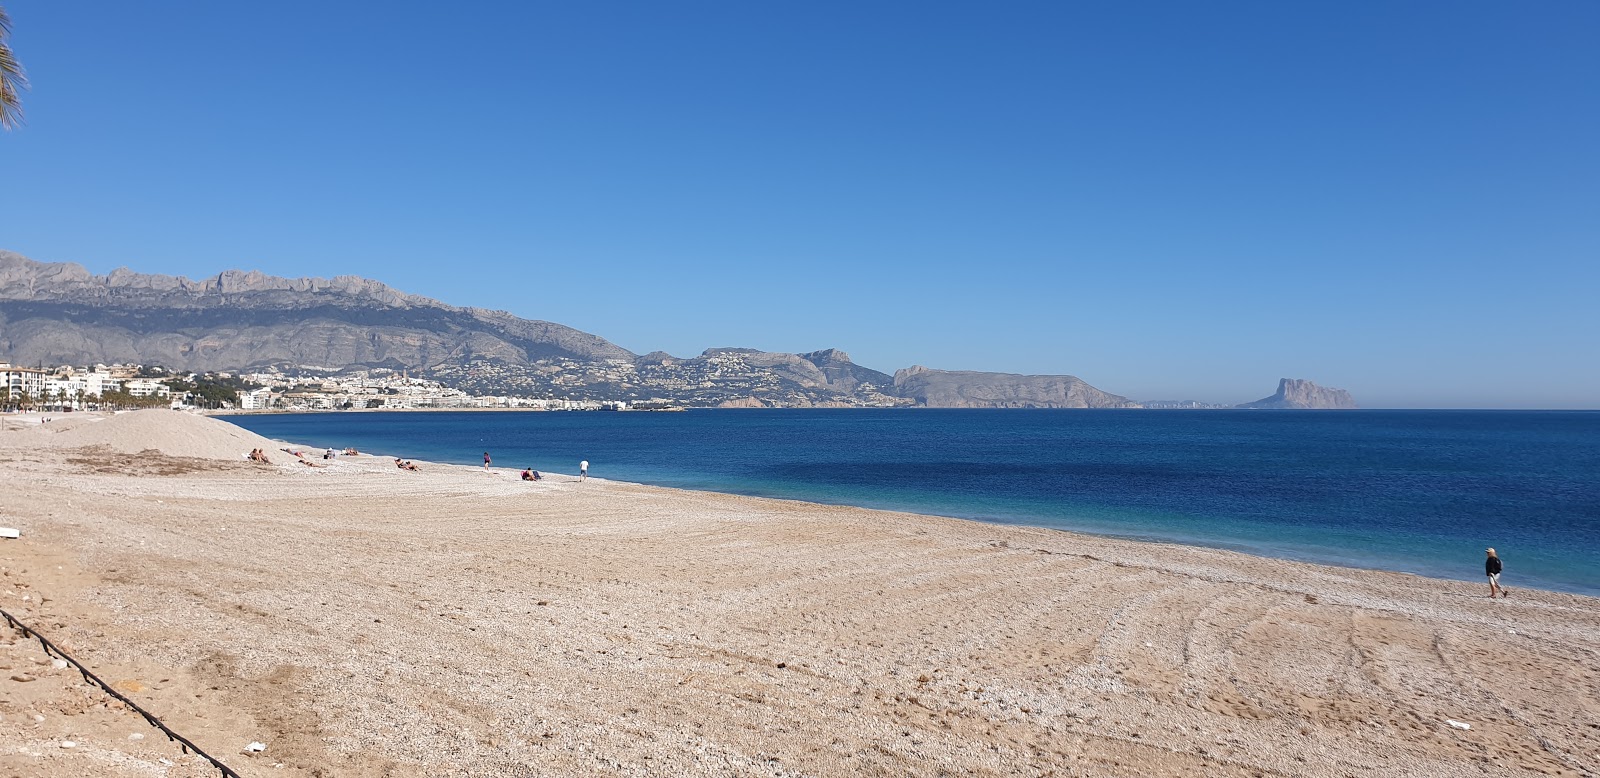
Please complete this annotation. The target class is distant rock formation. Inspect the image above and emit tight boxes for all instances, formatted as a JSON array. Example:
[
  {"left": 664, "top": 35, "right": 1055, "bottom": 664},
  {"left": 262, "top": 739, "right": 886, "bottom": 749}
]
[
  {"left": 800, "top": 349, "right": 895, "bottom": 394},
  {"left": 892, "top": 366, "right": 1141, "bottom": 409},
  {"left": 1237, "top": 379, "right": 1357, "bottom": 410}
]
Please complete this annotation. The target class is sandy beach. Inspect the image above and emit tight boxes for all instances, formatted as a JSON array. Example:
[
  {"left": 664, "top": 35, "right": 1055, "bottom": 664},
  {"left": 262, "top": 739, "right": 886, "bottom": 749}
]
[{"left": 1, "top": 411, "right": 1597, "bottom": 777}]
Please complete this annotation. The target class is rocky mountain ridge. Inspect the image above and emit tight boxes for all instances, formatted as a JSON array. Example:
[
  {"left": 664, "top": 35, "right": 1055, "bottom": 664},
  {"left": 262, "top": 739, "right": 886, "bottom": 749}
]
[
  {"left": 0, "top": 251, "right": 1353, "bottom": 409},
  {"left": 0, "top": 250, "right": 635, "bottom": 370},
  {"left": 893, "top": 366, "right": 1140, "bottom": 409}
]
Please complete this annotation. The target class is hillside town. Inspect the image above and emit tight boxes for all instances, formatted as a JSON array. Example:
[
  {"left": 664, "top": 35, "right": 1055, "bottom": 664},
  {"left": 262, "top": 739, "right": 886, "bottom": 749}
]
[
  {"left": 0, "top": 362, "right": 629, "bottom": 412},
  {"left": 427, "top": 353, "right": 907, "bottom": 408}
]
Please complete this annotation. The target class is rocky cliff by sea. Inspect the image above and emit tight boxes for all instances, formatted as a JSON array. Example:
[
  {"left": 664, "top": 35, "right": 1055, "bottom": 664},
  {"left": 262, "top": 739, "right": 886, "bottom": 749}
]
[{"left": 1237, "top": 378, "right": 1359, "bottom": 410}]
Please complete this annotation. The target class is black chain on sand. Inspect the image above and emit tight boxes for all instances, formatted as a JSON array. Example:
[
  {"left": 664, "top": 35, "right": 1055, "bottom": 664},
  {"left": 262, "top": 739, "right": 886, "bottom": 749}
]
[{"left": 1, "top": 607, "right": 243, "bottom": 778}]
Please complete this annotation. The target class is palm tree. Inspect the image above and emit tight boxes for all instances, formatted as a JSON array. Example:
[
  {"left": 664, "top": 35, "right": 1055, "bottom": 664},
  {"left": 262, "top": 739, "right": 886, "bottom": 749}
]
[{"left": 0, "top": 5, "right": 28, "bottom": 130}]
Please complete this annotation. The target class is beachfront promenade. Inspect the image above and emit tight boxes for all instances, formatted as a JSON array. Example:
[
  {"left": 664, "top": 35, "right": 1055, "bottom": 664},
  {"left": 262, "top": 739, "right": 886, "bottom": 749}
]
[{"left": 1, "top": 411, "right": 1597, "bottom": 777}]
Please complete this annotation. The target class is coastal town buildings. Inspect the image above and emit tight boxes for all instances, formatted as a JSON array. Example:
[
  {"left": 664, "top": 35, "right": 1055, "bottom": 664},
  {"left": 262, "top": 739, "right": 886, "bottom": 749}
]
[
  {"left": 239, "top": 387, "right": 274, "bottom": 410},
  {"left": 2, "top": 352, "right": 901, "bottom": 412},
  {"left": 0, "top": 363, "right": 49, "bottom": 401},
  {"left": 3, "top": 363, "right": 132, "bottom": 407},
  {"left": 233, "top": 368, "right": 615, "bottom": 411},
  {"left": 123, "top": 378, "right": 171, "bottom": 399}
]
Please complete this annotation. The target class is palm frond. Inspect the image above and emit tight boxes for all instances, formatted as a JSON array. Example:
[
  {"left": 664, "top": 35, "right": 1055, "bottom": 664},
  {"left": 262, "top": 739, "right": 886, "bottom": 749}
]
[{"left": 0, "top": 5, "right": 26, "bottom": 130}]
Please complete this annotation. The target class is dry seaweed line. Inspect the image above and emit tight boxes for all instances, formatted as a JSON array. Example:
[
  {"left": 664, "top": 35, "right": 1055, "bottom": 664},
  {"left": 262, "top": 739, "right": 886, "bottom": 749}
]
[{"left": 1, "top": 606, "right": 243, "bottom": 778}]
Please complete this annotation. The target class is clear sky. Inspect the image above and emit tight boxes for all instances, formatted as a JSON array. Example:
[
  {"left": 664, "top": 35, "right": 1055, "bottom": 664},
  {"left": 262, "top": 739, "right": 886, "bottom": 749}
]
[{"left": 1, "top": 2, "right": 1596, "bottom": 408}]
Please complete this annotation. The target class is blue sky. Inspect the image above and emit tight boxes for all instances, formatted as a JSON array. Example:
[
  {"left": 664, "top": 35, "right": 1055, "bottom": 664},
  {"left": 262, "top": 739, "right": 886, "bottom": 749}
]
[{"left": 1, "top": 2, "right": 1596, "bottom": 408}]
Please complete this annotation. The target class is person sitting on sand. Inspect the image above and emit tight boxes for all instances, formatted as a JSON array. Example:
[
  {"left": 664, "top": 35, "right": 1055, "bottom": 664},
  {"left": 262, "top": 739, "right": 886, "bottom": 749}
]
[
  {"left": 403, "top": 460, "right": 420, "bottom": 471},
  {"left": 324, "top": 448, "right": 335, "bottom": 460},
  {"left": 521, "top": 468, "right": 534, "bottom": 481},
  {"left": 344, "top": 447, "right": 359, "bottom": 455}
]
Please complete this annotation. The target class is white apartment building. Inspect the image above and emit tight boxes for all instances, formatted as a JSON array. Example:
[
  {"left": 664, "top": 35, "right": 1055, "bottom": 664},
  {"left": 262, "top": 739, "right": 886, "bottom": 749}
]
[
  {"left": 0, "top": 364, "right": 49, "bottom": 402},
  {"left": 240, "top": 387, "right": 274, "bottom": 410},
  {"left": 44, "top": 371, "right": 122, "bottom": 404},
  {"left": 124, "top": 378, "right": 171, "bottom": 398}
]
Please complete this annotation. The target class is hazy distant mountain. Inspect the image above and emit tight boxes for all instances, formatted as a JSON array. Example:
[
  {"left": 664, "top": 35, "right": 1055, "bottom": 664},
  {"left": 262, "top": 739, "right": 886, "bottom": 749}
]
[
  {"left": 0, "top": 251, "right": 635, "bottom": 371},
  {"left": 891, "top": 366, "right": 1141, "bottom": 409},
  {"left": 1236, "top": 378, "right": 1358, "bottom": 409}
]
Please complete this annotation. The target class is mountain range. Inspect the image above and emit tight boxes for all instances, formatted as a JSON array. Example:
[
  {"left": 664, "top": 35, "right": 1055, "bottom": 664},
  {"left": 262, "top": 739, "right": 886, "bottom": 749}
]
[{"left": 0, "top": 251, "right": 1355, "bottom": 409}]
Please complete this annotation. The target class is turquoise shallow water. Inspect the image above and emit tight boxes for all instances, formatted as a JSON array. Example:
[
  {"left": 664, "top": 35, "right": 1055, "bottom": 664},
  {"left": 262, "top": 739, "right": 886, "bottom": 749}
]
[{"left": 221, "top": 409, "right": 1600, "bottom": 596}]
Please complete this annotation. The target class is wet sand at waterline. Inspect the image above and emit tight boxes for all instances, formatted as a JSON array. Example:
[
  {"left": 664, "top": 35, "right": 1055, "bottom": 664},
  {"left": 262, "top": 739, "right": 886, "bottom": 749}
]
[{"left": 1, "top": 412, "right": 1597, "bottom": 776}]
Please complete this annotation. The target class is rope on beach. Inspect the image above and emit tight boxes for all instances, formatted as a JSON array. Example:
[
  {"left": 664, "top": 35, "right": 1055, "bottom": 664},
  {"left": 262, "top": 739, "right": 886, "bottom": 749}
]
[{"left": 0, "top": 607, "right": 243, "bottom": 778}]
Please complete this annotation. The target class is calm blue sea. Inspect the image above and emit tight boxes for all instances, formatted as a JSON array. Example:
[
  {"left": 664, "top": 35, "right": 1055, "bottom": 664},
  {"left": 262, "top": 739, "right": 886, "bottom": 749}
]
[{"left": 221, "top": 410, "right": 1600, "bottom": 596}]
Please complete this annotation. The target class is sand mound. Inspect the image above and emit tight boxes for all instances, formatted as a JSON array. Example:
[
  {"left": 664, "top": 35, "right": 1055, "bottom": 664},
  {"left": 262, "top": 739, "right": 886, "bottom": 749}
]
[{"left": 45, "top": 410, "right": 282, "bottom": 461}]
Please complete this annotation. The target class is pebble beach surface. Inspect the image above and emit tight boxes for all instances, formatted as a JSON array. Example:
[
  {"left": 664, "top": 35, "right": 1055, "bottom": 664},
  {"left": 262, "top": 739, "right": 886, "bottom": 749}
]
[{"left": 1, "top": 411, "right": 1597, "bottom": 777}]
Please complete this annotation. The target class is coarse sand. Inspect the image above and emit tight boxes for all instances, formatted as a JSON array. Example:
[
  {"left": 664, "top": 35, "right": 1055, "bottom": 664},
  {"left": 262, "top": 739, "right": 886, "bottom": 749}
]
[
  {"left": 1, "top": 412, "right": 1597, "bottom": 777},
  {"left": 2, "top": 410, "right": 284, "bottom": 461}
]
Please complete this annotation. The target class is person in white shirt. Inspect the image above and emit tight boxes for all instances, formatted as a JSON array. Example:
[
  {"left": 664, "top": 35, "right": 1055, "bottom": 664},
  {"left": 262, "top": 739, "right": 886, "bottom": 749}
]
[{"left": 579, "top": 460, "right": 589, "bottom": 482}]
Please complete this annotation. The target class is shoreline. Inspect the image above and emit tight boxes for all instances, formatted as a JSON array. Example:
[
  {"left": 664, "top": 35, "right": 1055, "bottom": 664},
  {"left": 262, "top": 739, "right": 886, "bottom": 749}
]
[
  {"left": 3, "top": 411, "right": 1597, "bottom": 776},
  {"left": 226, "top": 412, "right": 1598, "bottom": 599}
]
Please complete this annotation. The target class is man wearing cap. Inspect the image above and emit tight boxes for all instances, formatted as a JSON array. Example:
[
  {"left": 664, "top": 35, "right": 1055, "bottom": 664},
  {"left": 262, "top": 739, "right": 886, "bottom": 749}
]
[{"left": 1485, "top": 548, "right": 1509, "bottom": 598}]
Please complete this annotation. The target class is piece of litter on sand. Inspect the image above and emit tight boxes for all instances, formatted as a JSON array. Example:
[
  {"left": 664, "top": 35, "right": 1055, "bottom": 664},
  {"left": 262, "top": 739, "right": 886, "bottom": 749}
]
[
  {"left": 1446, "top": 719, "right": 1472, "bottom": 730},
  {"left": 0, "top": 527, "right": 19, "bottom": 539},
  {"left": 246, "top": 741, "right": 267, "bottom": 752},
  {"left": 1507, "top": 629, "right": 1517, "bottom": 635}
]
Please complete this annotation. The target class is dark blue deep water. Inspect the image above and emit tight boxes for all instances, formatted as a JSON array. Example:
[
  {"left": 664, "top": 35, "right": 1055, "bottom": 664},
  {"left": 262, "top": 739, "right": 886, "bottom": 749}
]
[{"left": 221, "top": 410, "right": 1600, "bottom": 595}]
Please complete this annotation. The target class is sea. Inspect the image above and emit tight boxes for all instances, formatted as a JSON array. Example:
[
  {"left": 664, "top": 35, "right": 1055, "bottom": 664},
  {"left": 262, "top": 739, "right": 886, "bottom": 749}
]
[{"left": 221, "top": 409, "right": 1600, "bottom": 596}]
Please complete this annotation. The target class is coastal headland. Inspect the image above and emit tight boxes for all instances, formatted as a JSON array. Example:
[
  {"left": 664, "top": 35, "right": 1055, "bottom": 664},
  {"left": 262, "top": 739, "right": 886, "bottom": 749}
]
[{"left": 1, "top": 411, "right": 1595, "bottom": 776}]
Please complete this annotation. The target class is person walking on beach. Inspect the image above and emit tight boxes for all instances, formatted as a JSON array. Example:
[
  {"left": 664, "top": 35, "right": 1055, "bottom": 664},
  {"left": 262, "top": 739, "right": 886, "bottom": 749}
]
[
  {"left": 483, "top": 451, "right": 492, "bottom": 470},
  {"left": 579, "top": 460, "right": 589, "bottom": 482},
  {"left": 1486, "top": 548, "right": 1509, "bottom": 598}
]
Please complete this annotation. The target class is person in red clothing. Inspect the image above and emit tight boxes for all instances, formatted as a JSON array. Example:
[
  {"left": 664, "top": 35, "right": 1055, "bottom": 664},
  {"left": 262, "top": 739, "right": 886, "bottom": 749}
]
[{"left": 1485, "top": 548, "right": 1508, "bottom": 598}]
